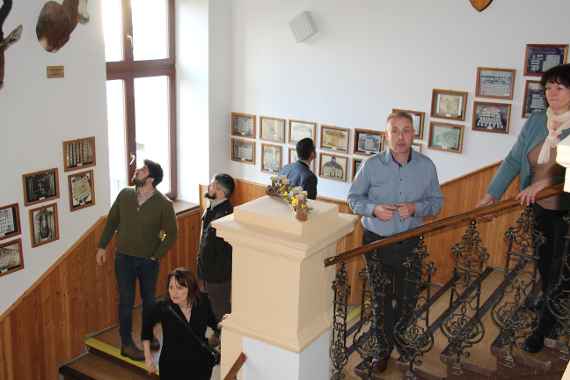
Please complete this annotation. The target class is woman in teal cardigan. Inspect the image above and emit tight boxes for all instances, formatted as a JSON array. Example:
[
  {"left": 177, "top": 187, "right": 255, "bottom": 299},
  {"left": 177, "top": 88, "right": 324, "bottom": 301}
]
[{"left": 478, "top": 63, "right": 570, "bottom": 353}]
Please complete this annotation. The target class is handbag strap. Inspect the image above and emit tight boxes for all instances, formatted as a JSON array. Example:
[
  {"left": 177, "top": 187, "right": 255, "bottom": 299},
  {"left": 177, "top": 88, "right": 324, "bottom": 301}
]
[{"left": 166, "top": 304, "right": 219, "bottom": 357}]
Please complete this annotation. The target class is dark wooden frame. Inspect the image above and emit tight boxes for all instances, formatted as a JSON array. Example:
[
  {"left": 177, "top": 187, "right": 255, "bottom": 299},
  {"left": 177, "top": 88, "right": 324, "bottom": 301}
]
[
  {"left": 353, "top": 128, "right": 384, "bottom": 155},
  {"left": 428, "top": 122, "right": 464, "bottom": 154},
  {"left": 472, "top": 101, "right": 511, "bottom": 134},
  {"left": 320, "top": 125, "right": 350, "bottom": 152},
  {"left": 352, "top": 157, "right": 365, "bottom": 181},
  {"left": 288, "top": 147, "right": 315, "bottom": 172},
  {"left": 261, "top": 144, "right": 283, "bottom": 174},
  {"left": 62, "top": 136, "right": 96, "bottom": 172},
  {"left": 0, "top": 238, "right": 24, "bottom": 277},
  {"left": 22, "top": 168, "right": 60, "bottom": 206},
  {"left": 392, "top": 109, "right": 426, "bottom": 139},
  {"left": 475, "top": 67, "right": 516, "bottom": 100},
  {"left": 524, "top": 44, "right": 569, "bottom": 77},
  {"left": 29, "top": 203, "right": 60, "bottom": 248},
  {"left": 319, "top": 152, "right": 348, "bottom": 182},
  {"left": 106, "top": 0, "right": 177, "bottom": 199},
  {"left": 231, "top": 112, "right": 257, "bottom": 139},
  {"left": 288, "top": 120, "right": 317, "bottom": 145},
  {"left": 430, "top": 89, "right": 468, "bottom": 121},
  {"left": 0, "top": 203, "right": 21, "bottom": 242},
  {"left": 522, "top": 80, "right": 546, "bottom": 118},
  {"left": 259, "top": 116, "right": 285, "bottom": 143},
  {"left": 231, "top": 138, "right": 256, "bottom": 165},
  {"left": 68, "top": 170, "right": 96, "bottom": 212}
]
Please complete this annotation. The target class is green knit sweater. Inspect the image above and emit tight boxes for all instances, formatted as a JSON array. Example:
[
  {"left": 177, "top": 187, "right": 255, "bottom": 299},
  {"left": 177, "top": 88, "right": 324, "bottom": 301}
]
[{"left": 98, "top": 188, "right": 178, "bottom": 259}]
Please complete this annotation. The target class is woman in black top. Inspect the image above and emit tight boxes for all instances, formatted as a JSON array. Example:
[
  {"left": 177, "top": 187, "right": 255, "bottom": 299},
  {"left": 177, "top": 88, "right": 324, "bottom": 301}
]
[{"left": 143, "top": 267, "right": 218, "bottom": 380}]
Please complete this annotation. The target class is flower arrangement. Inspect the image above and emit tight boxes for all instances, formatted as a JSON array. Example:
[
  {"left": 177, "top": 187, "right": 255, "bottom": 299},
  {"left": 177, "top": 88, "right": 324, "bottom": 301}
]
[{"left": 266, "top": 175, "right": 310, "bottom": 221}]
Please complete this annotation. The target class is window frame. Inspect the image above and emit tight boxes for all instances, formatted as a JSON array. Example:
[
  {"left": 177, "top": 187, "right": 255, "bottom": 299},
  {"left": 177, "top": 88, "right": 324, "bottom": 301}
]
[{"left": 106, "top": 0, "right": 177, "bottom": 199}]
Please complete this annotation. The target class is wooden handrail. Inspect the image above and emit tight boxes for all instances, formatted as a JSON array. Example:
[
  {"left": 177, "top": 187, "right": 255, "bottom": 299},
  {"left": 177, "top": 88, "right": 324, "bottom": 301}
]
[
  {"left": 324, "top": 184, "right": 564, "bottom": 267},
  {"left": 223, "top": 352, "right": 247, "bottom": 380}
]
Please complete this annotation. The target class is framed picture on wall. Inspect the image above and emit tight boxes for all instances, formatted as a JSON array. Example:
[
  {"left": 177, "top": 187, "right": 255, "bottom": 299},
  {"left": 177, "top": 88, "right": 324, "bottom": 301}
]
[
  {"left": 524, "top": 44, "right": 568, "bottom": 76},
  {"left": 472, "top": 101, "right": 511, "bottom": 134},
  {"left": 354, "top": 129, "right": 383, "bottom": 155},
  {"left": 29, "top": 203, "right": 60, "bottom": 248},
  {"left": 352, "top": 157, "right": 366, "bottom": 181},
  {"left": 231, "top": 138, "right": 256, "bottom": 165},
  {"left": 261, "top": 144, "right": 283, "bottom": 174},
  {"left": 475, "top": 67, "right": 516, "bottom": 100},
  {"left": 22, "top": 168, "right": 60, "bottom": 206},
  {"left": 428, "top": 122, "right": 464, "bottom": 153},
  {"left": 289, "top": 148, "right": 315, "bottom": 172},
  {"left": 260, "top": 116, "right": 286, "bottom": 143},
  {"left": 231, "top": 112, "right": 256, "bottom": 138},
  {"left": 288, "top": 120, "right": 316, "bottom": 145},
  {"left": 430, "top": 89, "right": 468, "bottom": 121},
  {"left": 522, "top": 80, "right": 547, "bottom": 118},
  {"left": 319, "top": 153, "right": 348, "bottom": 182},
  {"left": 68, "top": 170, "right": 96, "bottom": 212},
  {"left": 0, "top": 203, "right": 21, "bottom": 242},
  {"left": 63, "top": 136, "right": 96, "bottom": 172},
  {"left": 0, "top": 239, "right": 24, "bottom": 277},
  {"left": 320, "top": 125, "right": 350, "bottom": 152},
  {"left": 392, "top": 109, "right": 425, "bottom": 139}
]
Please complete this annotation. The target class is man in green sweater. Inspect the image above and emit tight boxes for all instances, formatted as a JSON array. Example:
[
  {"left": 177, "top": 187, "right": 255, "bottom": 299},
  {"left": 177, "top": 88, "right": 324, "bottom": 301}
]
[{"left": 96, "top": 159, "right": 177, "bottom": 361}]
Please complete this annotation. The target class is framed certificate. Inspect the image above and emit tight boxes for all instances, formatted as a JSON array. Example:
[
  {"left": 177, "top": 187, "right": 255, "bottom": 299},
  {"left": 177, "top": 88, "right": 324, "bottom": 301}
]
[
  {"left": 522, "top": 80, "right": 546, "bottom": 118},
  {"left": 260, "top": 116, "right": 286, "bottom": 143},
  {"left": 320, "top": 125, "right": 350, "bottom": 152},
  {"left": 22, "top": 168, "right": 60, "bottom": 206},
  {"left": 428, "top": 122, "right": 464, "bottom": 154},
  {"left": 68, "top": 170, "right": 96, "bottom": 212},
  {"left": 0, "top": 239, "right": 24, "bottom": 277},
  {"left": 231, "top": 138, "right": 256, "bottom": 165},
  {"left": 524, "top": 44, "right": 568, "bottom": 77},
  {"left": 472, "top": 101, "right": 511, "bottom": 134},
  {"left": 29, "top": 203, "right": 60, "bottom": 248},
  {"left": 0, "top": 204, "right": 21, "bottom": 242},
  {"left": 231, "top": 112, "right": 256, "bottom": 139},
  {"left": 288, "top": 120, "right": 317, "bottom": 145},
  {"left": 319, "top": 153, "right": 348, "bottom": 182},
  {"left": 475, "top": 67, "right": 516, "bottom": 100},
  {"left": 63, "top": 136, "right": 96, "bottom": 172},
  {"left": 431, "top": 89, "right": 468, "bottom": 121},
  {"left": 261, "top": 144, "right": 283, "bottom": 174},
  {"left": 353, "top": 129, "right": 384, "bottom": 155}
]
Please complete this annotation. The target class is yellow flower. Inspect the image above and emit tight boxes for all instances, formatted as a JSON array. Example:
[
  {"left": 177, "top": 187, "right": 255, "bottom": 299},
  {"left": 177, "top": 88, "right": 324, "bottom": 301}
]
[{"left": 291, "top": 198, "right": 298, "bottom": 207}]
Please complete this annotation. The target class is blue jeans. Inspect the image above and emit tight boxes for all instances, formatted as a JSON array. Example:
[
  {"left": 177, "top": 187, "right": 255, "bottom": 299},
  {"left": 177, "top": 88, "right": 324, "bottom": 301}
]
[{"left": 115, "top": 253, "right": 160, "bottom": 346}]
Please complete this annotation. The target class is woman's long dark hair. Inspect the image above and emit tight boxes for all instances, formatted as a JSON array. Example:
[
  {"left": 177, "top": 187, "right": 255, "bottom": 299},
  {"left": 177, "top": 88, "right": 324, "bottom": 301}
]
[{"left": 166, "top": 267, "right": 201, "bottom": 306}]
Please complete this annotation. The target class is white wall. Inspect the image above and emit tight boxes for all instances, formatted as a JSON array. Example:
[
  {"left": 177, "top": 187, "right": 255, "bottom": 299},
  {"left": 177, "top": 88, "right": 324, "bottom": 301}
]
[
  {"left": 223, "top": 0, "right": 570, "bottom": 200},
  {"left": 0, "top": 0, "right": 109, "bottom": 314}
]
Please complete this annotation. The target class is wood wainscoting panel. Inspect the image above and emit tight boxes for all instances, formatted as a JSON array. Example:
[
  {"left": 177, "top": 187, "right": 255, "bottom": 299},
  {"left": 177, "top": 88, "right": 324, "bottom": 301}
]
[{"left": 0, "top": 207, "right": 201, "bottom": 380}]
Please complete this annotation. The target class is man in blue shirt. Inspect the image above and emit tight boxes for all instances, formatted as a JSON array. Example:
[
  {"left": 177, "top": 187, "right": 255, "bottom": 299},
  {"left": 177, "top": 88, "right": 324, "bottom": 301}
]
[
  {"left": 348, "top": 111, "right": 443, "bottom": 375},
  {"left": 279, "top": 138, "right": 318, "bottom": 199}
]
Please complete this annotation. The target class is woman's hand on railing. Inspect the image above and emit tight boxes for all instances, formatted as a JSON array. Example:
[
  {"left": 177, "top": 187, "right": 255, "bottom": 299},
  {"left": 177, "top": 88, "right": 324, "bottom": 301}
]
[
  {"left": 516, "top": 180, "right": 550, "bottom": 206},
  {"left": 476, "top": 194, "right": 496, "bottom": 222}
]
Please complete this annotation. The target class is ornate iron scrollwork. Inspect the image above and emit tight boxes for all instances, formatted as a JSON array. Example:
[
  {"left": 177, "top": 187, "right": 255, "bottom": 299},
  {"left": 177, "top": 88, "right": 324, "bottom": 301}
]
[{"left": 330, "top": 263, "right": 350, "bottom": 380}]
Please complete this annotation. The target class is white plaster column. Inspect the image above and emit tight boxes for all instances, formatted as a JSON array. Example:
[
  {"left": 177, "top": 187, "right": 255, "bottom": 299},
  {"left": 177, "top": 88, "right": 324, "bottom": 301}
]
[{"left": 213, "top": 196, "right": 357, "bottom": 380}]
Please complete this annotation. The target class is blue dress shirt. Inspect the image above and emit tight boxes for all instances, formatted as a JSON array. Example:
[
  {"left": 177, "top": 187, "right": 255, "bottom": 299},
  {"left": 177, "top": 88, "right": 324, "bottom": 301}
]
[{"left": 348, "top": 150, "right": 443, "bottom": 237}]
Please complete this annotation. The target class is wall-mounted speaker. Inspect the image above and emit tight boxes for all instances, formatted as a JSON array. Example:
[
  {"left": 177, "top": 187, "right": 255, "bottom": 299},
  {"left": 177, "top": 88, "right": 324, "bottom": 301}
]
[{"left": 289, "top": 11, "right": 317, "bottom": 43}]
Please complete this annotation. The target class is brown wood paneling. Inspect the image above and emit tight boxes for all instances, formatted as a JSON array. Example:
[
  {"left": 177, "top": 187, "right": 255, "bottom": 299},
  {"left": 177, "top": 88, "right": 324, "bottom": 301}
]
[
  {"left": 0, "top": 207, "right": 201, "bottom": 380},
  {"left": 198, "top": 162, "right": 521, "bottom": 297}
]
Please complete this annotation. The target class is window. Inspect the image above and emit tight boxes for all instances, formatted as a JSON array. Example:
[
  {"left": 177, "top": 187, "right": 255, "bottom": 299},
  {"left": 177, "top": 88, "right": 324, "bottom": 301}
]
[{"left": 102, "top": 0, "right": 177, "bottom": 201}]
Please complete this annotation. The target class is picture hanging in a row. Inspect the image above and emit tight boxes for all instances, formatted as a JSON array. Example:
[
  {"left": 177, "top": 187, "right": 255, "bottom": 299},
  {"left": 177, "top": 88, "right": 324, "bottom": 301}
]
[
  {"left": 0, "top": 203, "right": 21, "bottom": 242},
  {"left": 0, "top": 239, "right": 24, "bottom": 277}
]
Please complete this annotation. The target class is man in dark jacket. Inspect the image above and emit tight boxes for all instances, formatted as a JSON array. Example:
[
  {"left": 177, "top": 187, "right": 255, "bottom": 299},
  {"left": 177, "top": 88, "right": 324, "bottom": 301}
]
[
  {"left": 198, "top": 173, "right": 235, "bottom": 323},
  {"left": 279, "top": 137, "right": 318, "bottom": 199}
]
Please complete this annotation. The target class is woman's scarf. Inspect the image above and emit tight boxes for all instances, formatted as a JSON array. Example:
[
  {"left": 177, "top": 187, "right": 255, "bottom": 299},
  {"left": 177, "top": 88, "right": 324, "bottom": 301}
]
[{"left": 537, "top": 108, "right": 570, "bottom": 164}]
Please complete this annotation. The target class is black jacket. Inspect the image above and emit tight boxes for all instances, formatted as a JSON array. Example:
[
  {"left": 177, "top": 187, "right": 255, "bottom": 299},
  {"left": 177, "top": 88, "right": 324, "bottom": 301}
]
[
  {"left": 197, "top": 200, "right": 233, "bottom": 283},
  {"left": 279, "top": 161, "right": 318, "bottom": 199}
]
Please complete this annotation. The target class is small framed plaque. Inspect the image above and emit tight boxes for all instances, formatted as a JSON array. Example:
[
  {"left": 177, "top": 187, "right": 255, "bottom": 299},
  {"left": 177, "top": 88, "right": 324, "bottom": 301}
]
[
  {"left": 0, "top": 239, "right": 24, "bottom": 277},
  {"left": 522, "top": 80, "right": 547, "bottom": 118},
  {"left": 392, "top": 109, "right": 425, "bottom": 139},
  {"left": 524, "top": 44, "right": 568, "bottom": 77},
  {"left": 63, "top": 136, "right": 96, "bottom": 172},
  {"left": 231, "top": 138, "right": 256, "bottom": 165},
  {"left": 260, "top": 116, "right": 286, "bottom": 143},
  {"left": 261, "top": 144, "right": 283, "bottom": 174},
  {"left": 428, "top": 122, "right": 464, "bottom": 154},
  {"left": 475, "top": 67, "right": 516, "bottom": 100},
  {"left": 319, "top": 153, "right": 348, "bottom": 182},
  {"left": 0, "top": 204, "right": 21, "bottom": 242},
  {"left": 68, "top": 170, "right": 96, "bottom": 212},
  {"left": 288, "top": 120, "right": 317, "bottom": 145},
  {"left": 431, "top": 89, "right": 468, "bottom": 121},
  {"left": 22, "top": 168, "right": 60, "bottom": 206},
  {"left": 354, "top": 129, "right": 384, "bottom": 155},
  {"left": 231, "top": 112, "right": 256, "bottom": 139},
  {"left": 29, "top": 203, "right": 60, "bottom": 248},
  {"left": 320, "top": 125, "right": 350, "bottom": 152},
  {"left": 472, "top": 101, "right": 511, "bottom": 134}
]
